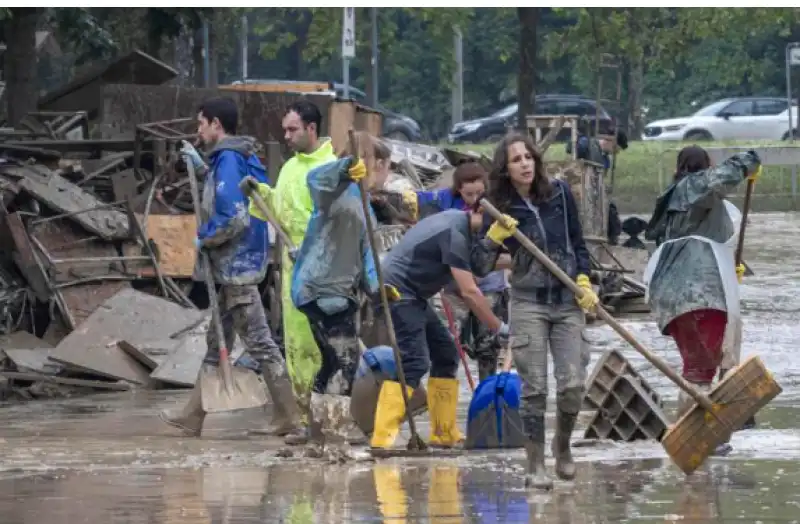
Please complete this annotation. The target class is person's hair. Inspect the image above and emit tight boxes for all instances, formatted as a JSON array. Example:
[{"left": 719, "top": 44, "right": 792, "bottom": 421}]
[
  {"left": 488, "top": 132, "right": 550, "bottom": 210},
  {"left": 451, "top": 161, "right": 488, "bottom": 195},
  {"left": 285, "top": 100, "right": 323, "bottom": 134},
  {"left": 675, "top": 145, "right": 711, "bottom": 181},
  {"left": 198, "top": 97, "right": 239, "bottom": 135},
  {"left": 342, "top": 131, "right": 391, "bottom": 163}
]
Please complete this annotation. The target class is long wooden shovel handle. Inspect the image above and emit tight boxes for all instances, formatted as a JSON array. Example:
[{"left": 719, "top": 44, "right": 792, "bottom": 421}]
[
  {"left": 350, "top": 130, "right": 425, "bottom": 448},
  {"left": 239, "top": 177, "right": 297, "bottom": 251},
  {"left": 185, "top": 157, "right": 235, "bottom": 392},
  {"left": 479, "top": 197, "right": 718, "bottom": 414},
  {"left": 734, "top": 178, "right": 755, "bottom": 266}
]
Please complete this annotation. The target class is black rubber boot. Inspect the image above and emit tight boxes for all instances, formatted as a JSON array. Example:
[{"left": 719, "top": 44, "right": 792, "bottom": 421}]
[
  {"left": 523, "top": 412, "right": 553, "bottom": 490},
  {"left": 552, "top": 409, "right": 578, "bottom": 480}
]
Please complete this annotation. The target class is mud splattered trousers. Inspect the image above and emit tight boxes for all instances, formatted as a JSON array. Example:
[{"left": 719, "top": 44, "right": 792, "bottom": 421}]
[
  {"left": 667, "top": 308, "right": 727, "bottom": 384},
  {"left": 204, "top": 284, "right": 287, "bottom": 380},
  {"left": 508, "top": 299, "right": 587, "bottom": 440},
  {"left": 390, "top": 298, "right": 460, "bottom": 389},
  {"left": 302, "top": 302, "right": 360, "bottom": 396}
]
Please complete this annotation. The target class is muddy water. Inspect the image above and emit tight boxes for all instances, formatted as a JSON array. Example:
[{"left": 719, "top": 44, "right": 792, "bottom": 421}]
[{"left": 0, "top": 212, "right": 799, "bottom": 523}]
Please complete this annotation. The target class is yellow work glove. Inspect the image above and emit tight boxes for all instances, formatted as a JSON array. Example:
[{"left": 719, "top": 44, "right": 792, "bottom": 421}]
[
  {"left": 747, "top": 165, "right": 762, "bottom": 182},
  {"left": 402, "top": 190, "right": 419, "bottom": 221},
  {"left": 736, "top": 263, "right": 745, "bottom": 284},
  {"left": 486, "top": 214, "right": 519, "bottom": 245},
  {"left": 247, "top": 182, "right": 273, "bottom": 221},
  {"left": 383, "top": 284, "right": 401, "bottom": 302},
  {"left": 349, "top": 158, "right": 367, "bottom": 182},
  {"left": 575, "top": 274, "right": 599, "bottom": 312}
]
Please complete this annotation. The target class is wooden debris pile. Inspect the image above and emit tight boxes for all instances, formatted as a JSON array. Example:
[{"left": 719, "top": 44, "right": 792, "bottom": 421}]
[{"left": 0, "top": 113, "right": 243, "bottom": 400}]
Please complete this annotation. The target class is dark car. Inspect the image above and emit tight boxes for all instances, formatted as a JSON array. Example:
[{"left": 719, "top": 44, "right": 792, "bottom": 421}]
[
  {"left": 334, "top": 84, "right": 422, "bottom": 142},
  {"left": 448, "top": 94, "right": 614, "bottom": 143}
]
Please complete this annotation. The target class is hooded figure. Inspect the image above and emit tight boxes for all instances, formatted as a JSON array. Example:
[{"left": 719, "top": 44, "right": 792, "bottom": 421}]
[{"left": 644, "top": 146, "right": 761, "bottom": 450}]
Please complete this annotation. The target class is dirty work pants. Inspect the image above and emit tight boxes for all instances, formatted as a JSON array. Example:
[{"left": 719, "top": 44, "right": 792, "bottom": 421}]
[
  {"left": 204, "top": 284, "right": 288, "bottom": 381},
  {"left": 508, "top": 299, "right": 586, "bottom": 438},
  {"left": 667, "top": 308, "right": 727, "bottom": 384},
  {"left": 302, "top": 302, "right": 360, "bottom": 396},
  {"left": 390, "top": 298, "right": 460, "bottom": 389}
]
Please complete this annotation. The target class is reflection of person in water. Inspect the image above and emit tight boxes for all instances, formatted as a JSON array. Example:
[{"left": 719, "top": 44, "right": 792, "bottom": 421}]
[{"left": 373, "top": 464, "right": 464, "bottom": 523}]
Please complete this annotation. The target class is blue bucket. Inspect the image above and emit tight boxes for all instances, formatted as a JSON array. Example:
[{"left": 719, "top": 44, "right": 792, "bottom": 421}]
[{"left": 465, "top": 370, "right": 526, "bottom": 449}]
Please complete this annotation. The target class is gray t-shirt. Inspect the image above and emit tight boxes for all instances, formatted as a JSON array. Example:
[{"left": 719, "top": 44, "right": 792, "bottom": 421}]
[{"left": 382, "top": 209, "right": 472, "bottom": 300}]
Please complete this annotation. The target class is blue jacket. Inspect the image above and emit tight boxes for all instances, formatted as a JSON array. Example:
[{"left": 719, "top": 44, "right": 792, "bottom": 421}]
[
  {"left": 196, "top": 136, "right": 270, "bottom": 286},
  {"left": 291, "top": 157, "right": 379, "bottom": 315},
  {"left": 416, "top": 188, "right": 466, "bottom": 213},
  {"left": 478, "top": 179, "right": 590, "bottom": 305}
]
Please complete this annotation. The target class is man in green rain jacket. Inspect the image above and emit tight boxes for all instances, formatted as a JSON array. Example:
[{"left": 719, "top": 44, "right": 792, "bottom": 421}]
[{"left": 251, "top": 100, "right": 336, "bottom": 444}]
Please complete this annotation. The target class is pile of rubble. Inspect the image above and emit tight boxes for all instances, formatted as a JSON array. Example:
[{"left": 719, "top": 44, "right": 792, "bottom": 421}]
[{"left": 0, "top": 111, "right": 231, "bottom": 400}]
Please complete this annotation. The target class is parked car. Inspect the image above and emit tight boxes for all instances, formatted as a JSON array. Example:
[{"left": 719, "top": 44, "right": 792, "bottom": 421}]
[
  {"left": 643, "top": 97, "right": 799, "bottom": 142},
  {"left": 334, "top": 84, "right": 422, "bottom": 142},
  {"left": 448, "top": 94, "right": 615, "bottom": 144}
]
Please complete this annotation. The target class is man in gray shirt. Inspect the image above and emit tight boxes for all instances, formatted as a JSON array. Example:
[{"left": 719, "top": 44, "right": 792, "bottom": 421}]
[{"left": 371, "top": 208, "right": 512, "bottom": 449}]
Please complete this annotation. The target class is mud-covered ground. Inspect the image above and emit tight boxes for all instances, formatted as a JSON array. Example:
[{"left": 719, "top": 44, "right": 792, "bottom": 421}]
[{"left": 0, "top": 212, "right": 799, "bottom": 523}]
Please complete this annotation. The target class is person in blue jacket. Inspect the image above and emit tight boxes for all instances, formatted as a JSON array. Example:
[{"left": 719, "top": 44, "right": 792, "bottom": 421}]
[{"left": 160, "top": 97, "right": 301, "bottom": 437}]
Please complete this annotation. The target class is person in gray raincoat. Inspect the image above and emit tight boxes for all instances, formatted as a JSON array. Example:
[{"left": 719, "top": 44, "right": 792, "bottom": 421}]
[{"left": 644, "top": 146, "right": 761, "bottom": 452}]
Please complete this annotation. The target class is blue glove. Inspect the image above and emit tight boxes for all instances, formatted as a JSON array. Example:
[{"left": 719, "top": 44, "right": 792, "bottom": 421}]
[
  {"left": 181, "top": 140, "right": 206, "bottom": 171},
  {"left": 494, "top": 322, "right": 511, "bottom": 347}
]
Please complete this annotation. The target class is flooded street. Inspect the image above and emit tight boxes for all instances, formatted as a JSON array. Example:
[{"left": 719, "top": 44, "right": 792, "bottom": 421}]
[{"left": 0, "top": 212, "right": 799, "bottom": 523}]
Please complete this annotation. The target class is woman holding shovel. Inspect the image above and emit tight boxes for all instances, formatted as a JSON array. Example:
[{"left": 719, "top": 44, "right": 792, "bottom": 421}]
[
  {"left": 476, "top": 132, "right": 598, "bottom": 490},
  {"left": 644, "top": 146, "right": 761, "bottom": 454}
]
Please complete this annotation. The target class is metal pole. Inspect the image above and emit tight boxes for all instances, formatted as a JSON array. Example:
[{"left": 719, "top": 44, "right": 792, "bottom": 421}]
[
  {"left": 241, "top": 14, "right": 248, "bottom": 82},
  {"left": 787, "top": 43, "right": 795, "bottom": 144},
  {"left": 370, "top": 7, "right": 379, "bottom": 107},
  {"left": 202, "top": 19, "right": 210, "bottom": 88},
  {"left": 343, "top": 59, "right": 350, "bottom": 98},
  {"left": 452, "top": 26, "right": 463, "bottom": 128}
]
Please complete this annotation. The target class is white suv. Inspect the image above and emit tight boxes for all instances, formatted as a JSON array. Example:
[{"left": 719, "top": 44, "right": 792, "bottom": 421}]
[{"left": 643, "top": 97, "right": 798, "bottom": 142}]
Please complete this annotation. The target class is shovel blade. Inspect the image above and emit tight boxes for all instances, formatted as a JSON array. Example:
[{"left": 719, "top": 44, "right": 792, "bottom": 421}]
[{"left": 200, "top": 366, "right": 268, "bottom": 413}]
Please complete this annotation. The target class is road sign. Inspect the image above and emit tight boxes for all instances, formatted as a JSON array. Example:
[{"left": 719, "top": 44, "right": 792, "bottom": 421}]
[
  {"left": 342, "top": 8, "right": 356, "bottom": 59},
  {"left": 790, "top": 45, "right": 800, "bottom": 67}
]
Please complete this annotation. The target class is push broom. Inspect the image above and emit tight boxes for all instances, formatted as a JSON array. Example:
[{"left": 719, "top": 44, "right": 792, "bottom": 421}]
[{"left": 481, "top": 198, "right": 781, "bottom": 474}]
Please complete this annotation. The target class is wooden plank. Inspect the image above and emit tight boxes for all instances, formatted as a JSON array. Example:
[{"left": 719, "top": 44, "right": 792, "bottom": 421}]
[
  {"left": 117, "top": 340, "right": 168, "bottom": 371},
  {"left": 0, "top": 371, "right": 130, "bottom": 391},
  {"left": 122, "top": 214, "right": 196, "bottom": 278},
  {"left": 3, "top": 163, "right": 130, "bottom": 240},
  {"left": 2, "top": 348, "right": 60, "bottom": 374},
  {"left": 49, "top": 288, "right": 206, "bottom": 386}
]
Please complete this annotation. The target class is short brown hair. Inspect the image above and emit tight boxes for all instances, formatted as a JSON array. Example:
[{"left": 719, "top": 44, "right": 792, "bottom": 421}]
[{"left": 451, "top": 161, "right": 488, "bottom": 195}]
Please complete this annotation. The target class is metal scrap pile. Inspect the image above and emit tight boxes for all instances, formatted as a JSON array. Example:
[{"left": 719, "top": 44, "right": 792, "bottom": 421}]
[{"left": 0, "top": 111, "right": 230, "bottom": 400}]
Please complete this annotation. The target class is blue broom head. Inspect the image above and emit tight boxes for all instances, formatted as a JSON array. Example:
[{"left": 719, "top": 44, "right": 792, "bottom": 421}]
[
  {"left": 468, "top": 371, "right": 522, "bottom": 422},
  {"left": 357, "top": 345, "right": 396, "bottom": 379}
]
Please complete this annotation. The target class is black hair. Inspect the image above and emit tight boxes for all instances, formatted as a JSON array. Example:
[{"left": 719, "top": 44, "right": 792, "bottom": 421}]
[
  {"left": 285, "top": 100, "right": 323, "bottom": 135},
  {"left": 616, "top": 129, "right": 629, "bottom": 150},
  {"left": 198, "top": 97, "right": 238, "bottom": 135},
  {"left": 488, "top": 132, "right": 550, "bottom": 210}
]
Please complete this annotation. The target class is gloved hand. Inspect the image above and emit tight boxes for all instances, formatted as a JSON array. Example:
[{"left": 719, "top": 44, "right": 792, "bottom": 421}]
[
  {"left": 494, "top": 322, "right": 511, "bottom": 347},
  {"left": 402, "top": 190, "right": 419, "bottom": 221},
  {"left": 747, "top": 164, "right": 763, "bottom": 182},
  {"left": 383, "top": 284, "right": 401, "bottom": 302},
  {"left": 486, "top": 214, "right": 519, "bottom": 245},
  {"left": 247, "top": 183, "right": 273, "bottom": 221},
  {"left": 181, "top": 140, "right": 205, "bottom": 171},
  {"left": 287, "top": 247, "right": 299, "bottom": 263},
  {"left": 575, "top": 274, "right": 599, "bottom": 312},
  {"left": 736, "top": 263, "right": 745, "bottom": 284},
  {"left": 194, "top": 237, "right": 204, "bottom": 250},
  {"left": 349, "top": 158, "right": 367, "bottom": 182}
]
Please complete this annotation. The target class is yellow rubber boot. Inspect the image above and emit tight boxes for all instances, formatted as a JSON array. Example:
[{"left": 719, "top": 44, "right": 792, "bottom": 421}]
[
  {"left": 370, "top": 380, "right": 412, "bottom": 449},
  {"left": 374, "top": 465, "right": 408, "bottom": 522},
  {"left": 428, "top": 377, "right": 464, "bottom": 448}
]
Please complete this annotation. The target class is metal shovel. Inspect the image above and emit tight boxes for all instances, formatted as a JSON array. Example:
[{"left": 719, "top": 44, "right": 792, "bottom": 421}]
[{"left": 185, "top": 156, "right": 268, "bottom": 413}]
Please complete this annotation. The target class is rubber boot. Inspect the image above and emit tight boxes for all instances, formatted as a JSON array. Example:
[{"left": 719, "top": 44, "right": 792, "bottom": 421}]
[
  {"left": 552, "top": 409, "right": 578, "bottom": 480},
  {"left": 523, "top": 413, "right": 553, "bottom": 490},
  {"left": 159, "top": 377, "right": 206, "bottom": 437},
  {"left": 427, "top": 377, "right": 464, "bottom": 448},
  {"left": 370, "top": 380, "right": 413, "bottom": 449},
  {"left": 719, "top": 368, "right": 756, "bottom": 431},
  {"left": 261, "top": 374, "right": 304, "bottom": 438}
]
